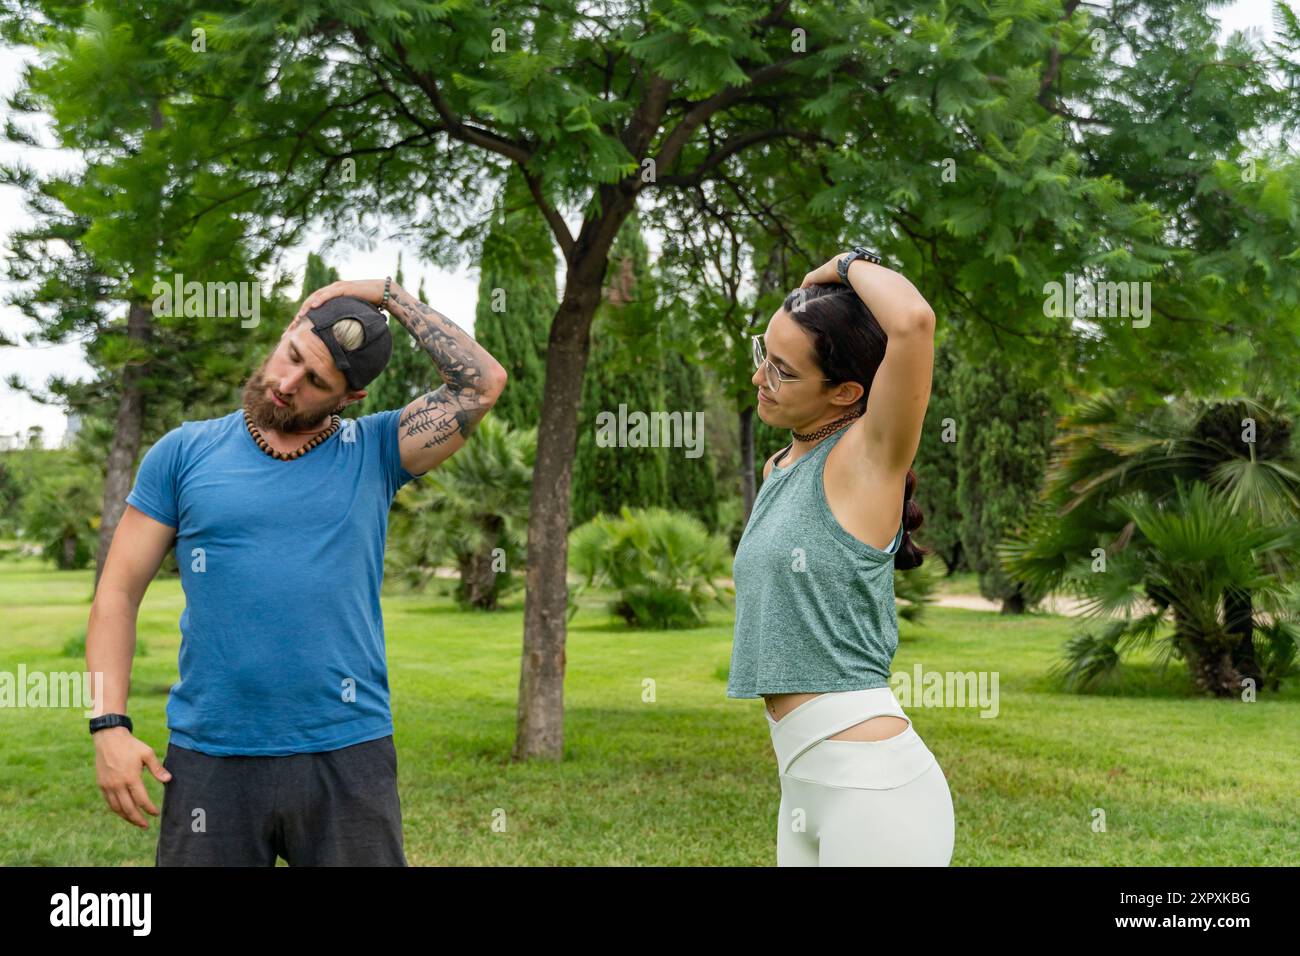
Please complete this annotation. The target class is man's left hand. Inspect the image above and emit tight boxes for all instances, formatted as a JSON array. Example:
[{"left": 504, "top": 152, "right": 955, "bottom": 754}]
[{"left": 294, "top": 279, "right": 390, "bottom": 322}]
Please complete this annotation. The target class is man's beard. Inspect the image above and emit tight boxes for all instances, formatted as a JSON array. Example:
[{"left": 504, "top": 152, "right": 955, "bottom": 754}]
[{"left": 241, "top": 360, "right": 340, "bottom": 433}]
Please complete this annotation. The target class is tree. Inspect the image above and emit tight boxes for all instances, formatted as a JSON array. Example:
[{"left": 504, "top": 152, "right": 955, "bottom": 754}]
[
  {"left": 298, "top": 252, "right": 340, "bottom": 303},
  {"left": 0, "top": 460, "right": 23, "bottom": 537},
  {"left": 659, "top": 348, "right": 718, "bottom": 528},
  {"left": 1001, "top": 389, "right": 1300, "bottom": 696},
  {"left": 43, "top": 0, "right": 1300, "bottom": 760},
  {"left": 571, "top": 311, "right": 668, "bottom": 526},
  {"left": 386, "top": 415, "right": 535, "bottom": 610},
  {"left": 572, "top": 210, "right": 717, "bottom": 528},
  {"left": 651, "top": 150, "right": 828, "bottom": 524},
  {"left": 1, "top": 2, "right": 289, "bottom": 589},
  {"left": 21, "top": 463, "right": 101, "bottom": 570},
  {"left": 910, "top": 331, "right": 964, "bottom": 574},
  {"left": 953, "top": 350, "right": 1058, "bottom": 612},
  {"left": 474, "top": 164, "right": 555, "bottom": 432}
]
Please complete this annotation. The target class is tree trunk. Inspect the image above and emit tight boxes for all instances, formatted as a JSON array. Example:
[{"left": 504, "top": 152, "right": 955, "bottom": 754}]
[
  {"left": 515, "top": 197, "right": 637, "bottom": 761},
  {"left": 461, "top": 517, "right": 505, "bottom": 610},
  {"left": 1175, "top": 610, "right": 1248, "bottom": 698},
  {"left": 1186, "top": 646, "right": 1248, "bottom": 698},
  {"left": 739, "top": 405, "right": 755, "bottom": 522},
  {"left": 1224, "top": 587, "right": 1264, "bottom": 692},
  {"left": 944, "top": 540, "right": 963, "bottom": 576},
  {"left": 61, "top": 530, "right": 78, "bottom": 570},
  {"left": 92, "top": 300, "right": 152, "bottom": 594}
]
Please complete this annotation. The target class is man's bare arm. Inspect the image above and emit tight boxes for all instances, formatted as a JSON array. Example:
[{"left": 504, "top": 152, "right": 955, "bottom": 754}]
[
  {"left": 88, "top": 505, "right": 177, "bottom": 828},
  {"left": 385, "top": 284, "right": 508, "bottom": 475}
]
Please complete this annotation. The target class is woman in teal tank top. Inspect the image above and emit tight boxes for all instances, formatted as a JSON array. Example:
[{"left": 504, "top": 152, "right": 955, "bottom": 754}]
[{"left": 728, "top": 250, "right": 954, "bottom": 866}]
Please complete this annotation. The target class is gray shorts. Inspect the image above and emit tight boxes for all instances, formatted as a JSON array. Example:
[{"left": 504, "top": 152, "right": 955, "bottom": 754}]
[{"left": 155, "top": 734, "right": 406, "bottom": 866}]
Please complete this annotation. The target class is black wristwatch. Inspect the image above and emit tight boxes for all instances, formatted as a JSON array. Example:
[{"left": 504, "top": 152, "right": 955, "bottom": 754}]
[
  {"left": 838, "top": 245, "right": 884, "bottom": 284},
  {"left": 89, "top": 713, "right": 133, "bottom": 735}
]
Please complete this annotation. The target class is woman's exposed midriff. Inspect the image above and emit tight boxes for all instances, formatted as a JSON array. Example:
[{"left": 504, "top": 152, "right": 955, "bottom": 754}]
[{"left": 764, "top": 692, "right": 910, "bottom": 740}]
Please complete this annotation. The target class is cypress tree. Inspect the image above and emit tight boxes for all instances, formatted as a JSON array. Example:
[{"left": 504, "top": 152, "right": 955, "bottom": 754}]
[
  {"left": 659, "top": 341, "right": 718, "bottom": 529},
  {"left": 954, "top": 352, "right": 1056, "bottom": 612},
  {"left": 571, "top": 211, "right": 717, "bottom": 528},
  {"left": 298, "top": 252, "right": 339, "bottom": 302},
  {"left": 357, "top": 255, "right": 434, "bottom": 417},
  {"left": 571, "top": 213, "right": 667, "bottom": 525},
  {"left": 911, "top": 330, "right": 965, "bottom": 574},
  {"left": 475, "top": 165, "right": 555, "bottom": 431}
]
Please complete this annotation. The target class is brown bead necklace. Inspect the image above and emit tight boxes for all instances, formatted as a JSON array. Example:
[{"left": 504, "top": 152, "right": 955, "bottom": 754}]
[{"left": 243, "top": 409, "right": 341, "bottom": 461}]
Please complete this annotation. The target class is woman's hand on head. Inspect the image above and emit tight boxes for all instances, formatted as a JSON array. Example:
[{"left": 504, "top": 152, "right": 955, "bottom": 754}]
[{"left": 800, "top": 253, "right": 851, "bottom": 289}]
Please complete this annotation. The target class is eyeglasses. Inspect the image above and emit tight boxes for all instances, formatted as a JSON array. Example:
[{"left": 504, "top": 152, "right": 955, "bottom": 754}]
[{"left": 751, "top": 334, "right": 831, "bottom": 395}]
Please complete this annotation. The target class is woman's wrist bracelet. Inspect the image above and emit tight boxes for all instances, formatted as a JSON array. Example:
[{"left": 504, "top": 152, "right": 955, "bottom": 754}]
[{"left": 381, "top": 276, "right": 391, "bottom": 311}]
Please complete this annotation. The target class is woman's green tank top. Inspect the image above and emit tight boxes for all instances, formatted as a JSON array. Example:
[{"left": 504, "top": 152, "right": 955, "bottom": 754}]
[{"left": 726, "top": 425, "right": 903, "bottom": 698}]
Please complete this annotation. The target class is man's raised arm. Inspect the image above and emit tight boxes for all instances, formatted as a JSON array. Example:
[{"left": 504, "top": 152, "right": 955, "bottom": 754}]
[{"left": 383, "top": 282, "right": 509, "bottom": 475}]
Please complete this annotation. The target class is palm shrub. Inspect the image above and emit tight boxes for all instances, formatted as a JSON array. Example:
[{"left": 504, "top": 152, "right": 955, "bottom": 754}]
[
  {"left": 21, "top": 469, "right": 100, "bottom": 570},
  {"left": 568, "top": 506, "right": 732, "bottom": 628},
  {"left": 385, "top": 415, "right": 535, "bottom": 610},
  {"left": 1001, "top": 389, "right": 1300, "bottom": 696},
  {"left": 894, "top": 559, "right": 942, "bottom": 624},
  {"left": 1047, "top": 480, "right": 1299, "bottom": 694}
]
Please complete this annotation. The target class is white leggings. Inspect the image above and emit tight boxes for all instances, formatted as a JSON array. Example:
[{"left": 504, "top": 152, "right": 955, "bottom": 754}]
[{"left": 766, "top": 687, "right": 955, "bottom": 866}]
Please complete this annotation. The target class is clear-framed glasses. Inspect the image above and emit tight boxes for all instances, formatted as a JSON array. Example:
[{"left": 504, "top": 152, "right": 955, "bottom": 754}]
[{"left": 751, "top": 334, "right": 831, "bottom": 394}]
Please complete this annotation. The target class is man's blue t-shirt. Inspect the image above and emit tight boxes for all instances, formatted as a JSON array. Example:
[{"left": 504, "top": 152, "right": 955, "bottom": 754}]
[{"left": 125, "top": 408, "right": 421, "bottom": 756}]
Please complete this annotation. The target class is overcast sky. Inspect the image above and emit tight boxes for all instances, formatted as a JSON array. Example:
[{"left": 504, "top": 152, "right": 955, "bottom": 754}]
[{"left": 0, "top": 0, "right": 1289, "bottom": 444}]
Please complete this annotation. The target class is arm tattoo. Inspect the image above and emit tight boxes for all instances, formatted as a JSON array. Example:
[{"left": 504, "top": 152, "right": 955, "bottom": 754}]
[
  {"left": 398, "top": 393, "right": 486, "bottom": 448},
  {"left": 388, "top": 288, "right": 497, "bottom": 445}
]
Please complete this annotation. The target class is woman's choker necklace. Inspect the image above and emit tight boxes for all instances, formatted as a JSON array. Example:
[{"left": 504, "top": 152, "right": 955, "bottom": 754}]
[
  {"left": 243, "top": 408, "right": 341, "bottom": 461},
  {"left": 791, "top": 407, "right": 863, "bottom": 443}
]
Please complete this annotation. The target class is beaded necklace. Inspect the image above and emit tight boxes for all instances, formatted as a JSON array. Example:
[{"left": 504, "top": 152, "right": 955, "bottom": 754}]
[{"left": 243, "top": 409, "right": 341, "bottom": 461}]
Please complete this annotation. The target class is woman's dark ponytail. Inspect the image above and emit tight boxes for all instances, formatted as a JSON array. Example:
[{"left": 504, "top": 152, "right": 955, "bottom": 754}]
[{"left": 894, "top": 467, "right": 928, "bottom": 571}]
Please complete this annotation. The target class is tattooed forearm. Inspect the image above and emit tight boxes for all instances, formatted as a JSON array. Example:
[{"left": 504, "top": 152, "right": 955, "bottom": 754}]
[
  {"left": 386, "top": 285, "right": 505, "bottom": 450},
  {"left": 387, "top": 287, "right": 499, "bottom": 395},
  {"left": 398, "top": 393, "right": 488, "bottom": 446}
]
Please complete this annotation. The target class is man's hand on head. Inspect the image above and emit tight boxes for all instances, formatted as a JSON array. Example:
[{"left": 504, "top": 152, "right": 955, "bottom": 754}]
[{"left": 295, "top": 279, "right": 390, "bottom": 322}]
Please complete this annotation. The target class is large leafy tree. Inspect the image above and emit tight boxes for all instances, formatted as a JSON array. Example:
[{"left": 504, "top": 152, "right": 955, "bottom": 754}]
[
  {"left": 157, "top": 0, "right": 1007, "bottom": 762},
  {"left": 9, "top": 0, "right": 1297, "bottom": 761},
  {"left": 1, "top": 1, "right": 290, "bottom": 588}
]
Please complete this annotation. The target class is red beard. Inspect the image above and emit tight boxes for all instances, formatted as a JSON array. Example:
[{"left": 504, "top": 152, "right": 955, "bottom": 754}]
[{"left": 241, "top": 361, "right": 338, "bottom": 433}]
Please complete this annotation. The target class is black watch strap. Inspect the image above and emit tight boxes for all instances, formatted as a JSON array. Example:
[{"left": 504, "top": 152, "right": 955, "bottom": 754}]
[
  {"left": 89, "top": 713, "right": 133, "bottom": 735},
  {"left": 838, "top": 245, "right": 883, "bottom": 284}
]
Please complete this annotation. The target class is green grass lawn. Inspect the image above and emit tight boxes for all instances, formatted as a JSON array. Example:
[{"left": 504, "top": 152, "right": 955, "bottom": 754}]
[
  {"left": 934, "top": 569, "right": 981, "bottom": 595},
  {"left": 1, "top": 555, "right": 1297, "bottom": 866}
]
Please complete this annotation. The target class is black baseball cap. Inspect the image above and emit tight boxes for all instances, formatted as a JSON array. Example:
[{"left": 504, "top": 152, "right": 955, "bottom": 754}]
[{"left": 305, "top": 296, "right": 393, "bottom": 391}]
